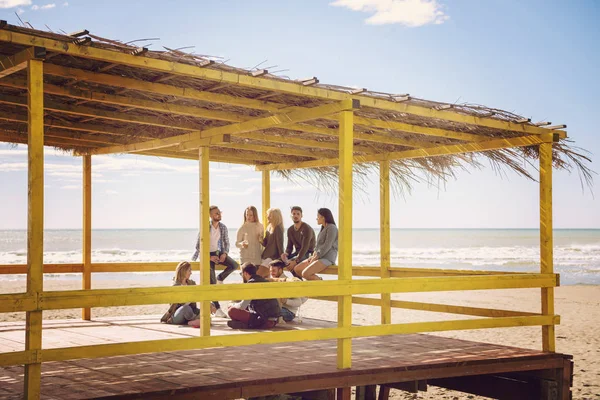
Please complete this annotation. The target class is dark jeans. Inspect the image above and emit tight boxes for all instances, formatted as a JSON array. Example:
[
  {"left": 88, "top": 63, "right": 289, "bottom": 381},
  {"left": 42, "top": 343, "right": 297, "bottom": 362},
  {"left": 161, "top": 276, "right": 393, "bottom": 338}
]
[
  {"left": 210, "top": 252, "right": 238, "bottom": 310},
  {"left": 280, "top": 307, "right": 295, "bottom": 322},
  {"left": 289, "top": 250, "right": 313, "bottom": 264}
]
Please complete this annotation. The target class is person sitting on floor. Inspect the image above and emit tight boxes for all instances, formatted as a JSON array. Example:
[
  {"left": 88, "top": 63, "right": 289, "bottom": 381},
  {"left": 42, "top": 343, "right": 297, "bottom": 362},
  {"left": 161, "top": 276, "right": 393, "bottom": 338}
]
[
  {"left": 269, "top": 259, "right": 308, "bottom": 322},
  {"left": 162, "top": 261, "right": 200, "bottom": 327},
  {"left": 227, "top": 263, "right": 281, "bottom": 329}
]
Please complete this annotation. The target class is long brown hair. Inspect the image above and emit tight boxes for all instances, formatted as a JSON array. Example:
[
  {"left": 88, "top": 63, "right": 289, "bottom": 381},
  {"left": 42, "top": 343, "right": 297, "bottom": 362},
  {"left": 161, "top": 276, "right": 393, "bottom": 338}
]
[
  {"left": 174, "top": 261, "right": 192, "bottom": 284},
  {"left": 243, "top": 206, "right": 260, "bottom": 224}
]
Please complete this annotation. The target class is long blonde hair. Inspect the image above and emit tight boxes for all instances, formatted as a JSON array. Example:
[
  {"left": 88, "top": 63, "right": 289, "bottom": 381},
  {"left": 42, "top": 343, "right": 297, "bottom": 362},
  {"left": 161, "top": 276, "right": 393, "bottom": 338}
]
[
  {"left": 266, "top": 208, "right": 283, "bottom": 233},
  {"left": 174, "top": 261, "right": 192, "bottom": 284}
]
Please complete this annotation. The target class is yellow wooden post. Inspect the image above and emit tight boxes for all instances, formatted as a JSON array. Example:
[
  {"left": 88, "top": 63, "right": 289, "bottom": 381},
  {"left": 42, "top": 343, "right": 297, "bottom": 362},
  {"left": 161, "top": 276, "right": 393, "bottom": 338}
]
[
  {"left": 380, "top": 160, "right": 392, "bottom": 324},
  {"left": 262, "top": 170, "right": 270, "bottom": 228},
  {"left": 540, "top": 142, "right": 555, "bottom": 352},
  {"left": 82, "top": 155, "right": 92, "bottom": 320},
  {"left": 199, "top": 147, "right": 211, "bottom": 336},
  {"left": 24, "top": 58, "right": 44, "bottom": 399},
  {"left": 337, "top": 109, "right": 353, "bottom": 369}
]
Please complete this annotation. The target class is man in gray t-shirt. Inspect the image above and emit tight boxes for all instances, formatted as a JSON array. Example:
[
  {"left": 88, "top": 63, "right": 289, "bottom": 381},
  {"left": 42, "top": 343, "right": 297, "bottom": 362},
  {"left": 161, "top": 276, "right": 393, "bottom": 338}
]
[{"left": 281, "top": 206, "right": 316, "bottom": 271}]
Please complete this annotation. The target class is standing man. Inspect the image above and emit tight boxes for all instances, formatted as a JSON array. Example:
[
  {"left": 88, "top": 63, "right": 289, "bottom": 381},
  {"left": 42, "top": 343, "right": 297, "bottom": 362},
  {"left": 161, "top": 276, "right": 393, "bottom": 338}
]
[
  {"left": 281, "top": 206, "right": 316, "bottom": 273},
  {"left": 192, "top": 205, "right": 239, "bottom": 318}
]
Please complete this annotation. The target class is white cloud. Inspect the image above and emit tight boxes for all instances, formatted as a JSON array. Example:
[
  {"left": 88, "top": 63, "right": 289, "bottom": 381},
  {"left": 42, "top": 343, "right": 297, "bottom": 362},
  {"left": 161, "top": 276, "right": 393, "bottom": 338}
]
[
  {"left": 60, "top": 185, "right": 80, "bottom": 190},
  {"left": 0, "top": 162, "right": 27, "bottom": 172},
  {"left": 105, "top": 190, "right": 118, "bottom": 195},
  {"left": 41, "top": 3, "right": 55, "bottom": 9},
  {"left": 30, "top": 4, "right": 37, "bottom": 9},
  {"left": 272, "top": 186, "right": 304, "bottom": 194},
  {"left": 17, "top": 7, "right": 24, "bottom": 13},
  {"left": 93, "top": 155, "right": 197, "bottom": 174},
  {"left": 211, "top": 187, "right": 256, "bottom": 197},
  {"left": 242, "top": 177, "right": 262, "bottom": 183},
  {"left": 0, "top": 0, "right": 31, "bottom": 8},
  {"left": 330, "top": 0, "right": 449, "bottom": 27},
  {"left": 0, "top": 149, "right": 27, "bottom": 156}
]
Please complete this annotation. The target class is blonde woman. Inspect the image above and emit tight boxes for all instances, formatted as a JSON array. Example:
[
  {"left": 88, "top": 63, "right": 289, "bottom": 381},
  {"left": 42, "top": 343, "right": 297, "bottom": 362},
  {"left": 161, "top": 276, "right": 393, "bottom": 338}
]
[
  {"left": 235, "top": 206, "right": 264, "bottom": 265},
  {"left": 259, "top": 208, "right": 284, "bottom": 277},
  {"left": 169, "top": 261, "right": 200, "bottom": 327}
]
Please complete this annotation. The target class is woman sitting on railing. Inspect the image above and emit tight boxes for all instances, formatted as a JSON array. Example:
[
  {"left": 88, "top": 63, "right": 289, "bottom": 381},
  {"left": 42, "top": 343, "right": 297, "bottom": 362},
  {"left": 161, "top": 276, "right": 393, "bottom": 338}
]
[
  {"left": 259, "top": 208, "right": 284, "bottom": 278},
  {"left": 293, "top": 208, "right": 338, "bottom": 281},
  {"left": 162, "top": 261, "right": 200, "bottom": 327}
]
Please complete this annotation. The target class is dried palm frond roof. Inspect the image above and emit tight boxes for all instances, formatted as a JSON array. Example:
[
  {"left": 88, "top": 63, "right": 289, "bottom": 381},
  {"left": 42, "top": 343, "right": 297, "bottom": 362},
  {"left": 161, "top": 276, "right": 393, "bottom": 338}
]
[{"left": 0, "top": 22, "right": 593, "bottom": 193}]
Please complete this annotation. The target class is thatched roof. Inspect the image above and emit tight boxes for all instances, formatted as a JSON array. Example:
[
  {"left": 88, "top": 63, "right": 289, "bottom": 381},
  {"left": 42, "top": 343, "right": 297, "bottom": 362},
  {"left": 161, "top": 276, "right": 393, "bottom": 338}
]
[{"left": 0, "top": 22, "right": 593, "bottom": 192}]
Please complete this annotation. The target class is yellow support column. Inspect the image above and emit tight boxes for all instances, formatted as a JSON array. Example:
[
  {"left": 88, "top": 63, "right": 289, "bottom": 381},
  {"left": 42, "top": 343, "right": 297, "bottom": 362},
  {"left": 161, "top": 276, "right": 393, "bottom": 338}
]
[
  {"left": 540, "top": 142, "right": 555, "bottom": 352},
  {"left": 262, "top": 170, "right": 270, "bottom": 228},
  {"left": 380, "top": 160, "right": 392, "bottom": 324},
  {"left": 82, "top": 155, "right": 92, "bottom": 320},
  {"left": 199, "top": 147, "right": 211, "bottom": 336},
  {"left": 337, "top": 110, "right": 354, "bottom": 369},
  {"left": 24, "top": 58, "right": 44, "bottom": 399}
]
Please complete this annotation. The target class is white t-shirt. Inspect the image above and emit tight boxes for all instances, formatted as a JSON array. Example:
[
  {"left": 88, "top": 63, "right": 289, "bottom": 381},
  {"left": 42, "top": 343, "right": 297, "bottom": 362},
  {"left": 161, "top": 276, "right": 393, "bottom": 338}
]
[{"left": 210, "top": 224, "right": 220, "bottom": 252}]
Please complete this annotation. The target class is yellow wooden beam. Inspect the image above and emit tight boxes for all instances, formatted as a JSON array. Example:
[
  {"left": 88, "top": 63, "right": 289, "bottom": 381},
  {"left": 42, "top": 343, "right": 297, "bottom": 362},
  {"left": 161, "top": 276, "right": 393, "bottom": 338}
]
[
  {"left": 337, "top": 110, "right": 353, "bottom": 369},
  {"left": 0, "top": 93, "right": 204, "bottom": 132},
  {"left": 256, "top": 133, "right": 564, "bottom": 171},
  {"left": 0, "top": 30, "right": 561, "bottom": 137},
  {"left": 24, "top": 58, "right": 44, "bottom": 400},
  {"left": 262, "top": 170, "right": 270, "bottom": 228},
  {"left": 217, "top": 142, "right": 325, "bottom": 159},
  {"left": 0, "top": 46, "right": 45, "bottom": 78},
  {"left": 198, "top": 146, "right": 211, "bottom": 336},
  {"left": 380, "top": 160, "right": 392, "bottom": 324},
  {"left": 90, "top": 133, "right": 230, "bottom": 155},
  {"left": 540, "top": 142, "right": 556, "bottom": 352},
  {"left": 178, "top": 99, "right": 360, "bottom": 150},
  {"left": 82, "top": 155, "right": 92, "bottom": 320}
]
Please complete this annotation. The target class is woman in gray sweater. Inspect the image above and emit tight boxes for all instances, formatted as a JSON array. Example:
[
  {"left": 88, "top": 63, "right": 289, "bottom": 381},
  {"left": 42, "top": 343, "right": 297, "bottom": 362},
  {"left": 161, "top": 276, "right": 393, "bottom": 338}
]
[{"left": 293, "top": 208, "right": 338, "bottom": 280}]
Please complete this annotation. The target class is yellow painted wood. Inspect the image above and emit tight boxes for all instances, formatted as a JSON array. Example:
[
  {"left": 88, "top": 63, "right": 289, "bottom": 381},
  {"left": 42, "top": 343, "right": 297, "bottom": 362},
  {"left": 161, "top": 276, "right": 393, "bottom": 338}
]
[
  {"left": 24, "top": 274, "right": 558, "bottom": 312},
  {"left": 82, "top": 155, "right": 92, "bottom": 320},
  {"left": 338, "top": 110, "right": 354, "bottom": 369},
  {"left": 539, "top": 142, "right": 556, "bottom": 352},
  {"left": 380, "top": 160, "right": 392, "bottom": 324},
  {"left": 199, "top": 147, "right": 211, "bottom": 337},
  {"left": 1, "top": 30, "right": 563, "bottom": 137},
  {"left": 256, "top": 133, "right": 562, "bottom": 171},
  {"left": 0, "top": 350, "right": 38, "bottom": 367},
  {"left": 317, "top": 296, "right": 538, "bottom": 317},
  {"left": 25, "top": 58, "right": 44, "bottom": 400},
  {"left": 91, "top": 132, "right": 228, "bottom": 156},
  {"left": 354, "top": 115, "right": 485, "bottom": 142},
  {"left": 262, "top": 170, "right": 270, "bottom": 228},
  {"left": 0, "top": 46, "right": 44, "bottom": 78},
  {"left": 0, "top": 292, "right": 38, "bottom": 312},
  {"left": 0, "top": 263, "right": 83, "bottom": 274},
  {"left": 217, "top": 142, "right": 326, "bottom": 159}
]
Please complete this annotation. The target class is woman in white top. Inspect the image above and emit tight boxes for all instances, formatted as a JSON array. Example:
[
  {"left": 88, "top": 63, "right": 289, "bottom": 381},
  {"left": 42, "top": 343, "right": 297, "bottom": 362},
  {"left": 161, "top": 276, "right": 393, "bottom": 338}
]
[{"left": 235, "top": 206, "right": 264, "bottom": 266}]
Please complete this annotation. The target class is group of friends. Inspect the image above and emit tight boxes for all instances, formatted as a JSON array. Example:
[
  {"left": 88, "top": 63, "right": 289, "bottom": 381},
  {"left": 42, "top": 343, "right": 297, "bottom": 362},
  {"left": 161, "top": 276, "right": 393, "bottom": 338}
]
[{"left": 164, "top": 206, "right": 339, "bottom": 330}]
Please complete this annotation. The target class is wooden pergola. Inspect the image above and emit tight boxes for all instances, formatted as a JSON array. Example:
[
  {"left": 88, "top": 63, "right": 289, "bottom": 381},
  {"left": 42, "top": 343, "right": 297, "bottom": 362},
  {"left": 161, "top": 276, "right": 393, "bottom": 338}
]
[{"left": 0, "top": 22, "right": 571, "bottom": 398}]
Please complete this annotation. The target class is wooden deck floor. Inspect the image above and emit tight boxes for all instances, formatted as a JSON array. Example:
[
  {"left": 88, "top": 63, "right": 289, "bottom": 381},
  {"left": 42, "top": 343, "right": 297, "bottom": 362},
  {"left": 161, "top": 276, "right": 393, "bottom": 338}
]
[{"left": 0, "top": 316, "right": 572, "bottom": 399}]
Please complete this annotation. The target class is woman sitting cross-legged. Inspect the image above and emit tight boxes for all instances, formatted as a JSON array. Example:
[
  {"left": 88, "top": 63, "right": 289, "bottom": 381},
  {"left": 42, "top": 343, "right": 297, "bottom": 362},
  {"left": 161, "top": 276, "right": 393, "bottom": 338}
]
[
  {"left": 166, "top": 261, "right": 200, "bottom": 327},
  {"left": 227, "top": 263, "right": 281, "bottom": 329},
  {"left": 293, "top": 208, "right": 338, "bottom": 281}
]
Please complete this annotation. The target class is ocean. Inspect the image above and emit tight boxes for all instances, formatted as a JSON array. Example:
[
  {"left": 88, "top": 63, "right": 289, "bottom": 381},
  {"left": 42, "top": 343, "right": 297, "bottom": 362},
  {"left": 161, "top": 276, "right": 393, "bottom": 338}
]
[{"left": 1, "top": 229, "right": 599, "bottom": 285}]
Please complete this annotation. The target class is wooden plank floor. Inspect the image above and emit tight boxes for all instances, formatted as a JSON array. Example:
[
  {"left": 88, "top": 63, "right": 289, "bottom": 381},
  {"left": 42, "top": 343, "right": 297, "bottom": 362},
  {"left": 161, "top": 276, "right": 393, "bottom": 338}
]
[{"left": 0, "top": 316, "right": 571, "bottom": 399}]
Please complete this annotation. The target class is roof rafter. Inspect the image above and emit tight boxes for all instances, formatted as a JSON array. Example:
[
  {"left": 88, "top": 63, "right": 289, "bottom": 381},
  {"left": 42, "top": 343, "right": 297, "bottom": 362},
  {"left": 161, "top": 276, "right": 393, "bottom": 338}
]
[
  {"left": 0, "top": 46, "right": 45, "bottom": 78},
  {"left": 256, "top": 133, "right": 565, "bottom": 171}
]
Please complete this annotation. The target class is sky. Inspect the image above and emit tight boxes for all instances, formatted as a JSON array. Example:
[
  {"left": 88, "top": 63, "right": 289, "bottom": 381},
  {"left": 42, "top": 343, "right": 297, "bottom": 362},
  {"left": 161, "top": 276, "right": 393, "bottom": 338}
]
[{"left": 0, "top": 0, "right": 598, "bottom": 230}]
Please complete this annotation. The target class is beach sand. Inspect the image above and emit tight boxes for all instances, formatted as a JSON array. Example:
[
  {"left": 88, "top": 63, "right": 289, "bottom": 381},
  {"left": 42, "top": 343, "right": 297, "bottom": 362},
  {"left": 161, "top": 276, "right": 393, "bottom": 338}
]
[{"left": 0, "top": 280, "right": 598, "bottom": 399}]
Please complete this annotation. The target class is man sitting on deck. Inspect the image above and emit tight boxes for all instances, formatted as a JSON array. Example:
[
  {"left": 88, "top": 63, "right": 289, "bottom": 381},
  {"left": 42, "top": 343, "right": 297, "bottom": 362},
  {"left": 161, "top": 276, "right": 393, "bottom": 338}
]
[
  {"left": 269, "top": 259, "right": 308, "bottom": 322},
  {"left": 227, "top": 263, "right": 281, "bottom": 329},
  {"left": 191, "top": 205, "right": 239, "bottom": 318}
]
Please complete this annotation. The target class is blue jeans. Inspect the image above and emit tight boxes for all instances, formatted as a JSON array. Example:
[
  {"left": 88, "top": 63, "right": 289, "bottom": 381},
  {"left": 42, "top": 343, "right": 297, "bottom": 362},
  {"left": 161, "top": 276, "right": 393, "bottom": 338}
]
[
  {"left": 171, "top": 304, "right": 198, "bottom": 325},
  {"left": 210, "top": 252, "right": 239, "bottom": 309},
  {"left": 280, "top": 307, "right": 295, "bottom": 322}
]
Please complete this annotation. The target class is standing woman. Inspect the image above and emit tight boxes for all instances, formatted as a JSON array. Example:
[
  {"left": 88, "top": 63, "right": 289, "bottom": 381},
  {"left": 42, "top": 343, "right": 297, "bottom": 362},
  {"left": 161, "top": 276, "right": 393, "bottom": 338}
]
[
  {"left": 293, "top": 208, "right": 338, "bottom": 280},
  {"left": 236, "top": 206, "right": 264, "bottom": 265},
  {"left": 259, "top": 208, "right": 284, "bottom": 277},
  {"left": 168, "top": 261, "right": 200, "bottom": 327}
]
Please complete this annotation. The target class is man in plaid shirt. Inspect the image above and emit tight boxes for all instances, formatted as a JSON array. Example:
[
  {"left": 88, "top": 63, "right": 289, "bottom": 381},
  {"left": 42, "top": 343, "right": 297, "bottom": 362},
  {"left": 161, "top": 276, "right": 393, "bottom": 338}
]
[{"left": 192, "top": 205, "right": 239, "bottom": 318}]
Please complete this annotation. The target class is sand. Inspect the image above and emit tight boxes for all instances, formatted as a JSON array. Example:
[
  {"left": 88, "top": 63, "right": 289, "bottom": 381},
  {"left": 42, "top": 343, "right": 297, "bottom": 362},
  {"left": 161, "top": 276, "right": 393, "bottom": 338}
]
[{"left": 0, "top": 280, "right": 598, "bottom": 399}]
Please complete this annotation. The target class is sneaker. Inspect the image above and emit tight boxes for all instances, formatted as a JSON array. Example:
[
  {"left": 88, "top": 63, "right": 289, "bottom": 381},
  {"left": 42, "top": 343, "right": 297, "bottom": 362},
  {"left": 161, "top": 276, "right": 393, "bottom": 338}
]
[
  {"left": 213, "top": 308, "right": 228, "bottom": 318},
  {"left": 227, "top": 320, "right": 248, "bottom": 329},
  {"left": 217, "top": 280, "right": 224, "bottom": 285}
]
